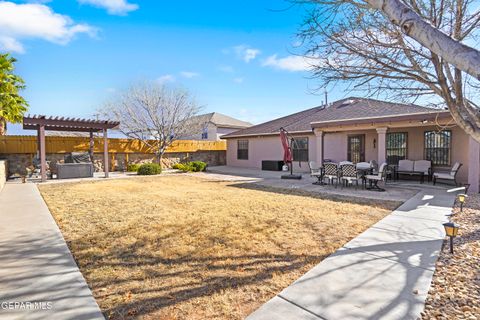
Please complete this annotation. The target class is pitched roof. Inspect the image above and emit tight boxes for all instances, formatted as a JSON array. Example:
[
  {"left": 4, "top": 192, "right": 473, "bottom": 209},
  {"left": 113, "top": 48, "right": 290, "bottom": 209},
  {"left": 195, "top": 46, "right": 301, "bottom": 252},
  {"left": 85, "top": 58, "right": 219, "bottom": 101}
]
[
  {"left": 222, "top": 97, "right": 449, "bottom": 138},
  {"left": 192, "top": 112, "right": 252, "bottom": 129}
]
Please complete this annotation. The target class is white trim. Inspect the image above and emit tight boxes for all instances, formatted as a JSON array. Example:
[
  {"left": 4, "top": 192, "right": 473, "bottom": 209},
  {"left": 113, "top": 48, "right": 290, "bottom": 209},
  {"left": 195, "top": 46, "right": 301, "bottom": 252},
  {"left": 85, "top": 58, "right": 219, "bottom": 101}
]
[{"left": 310, "top": 110, "right": 450, "bottom": 125}]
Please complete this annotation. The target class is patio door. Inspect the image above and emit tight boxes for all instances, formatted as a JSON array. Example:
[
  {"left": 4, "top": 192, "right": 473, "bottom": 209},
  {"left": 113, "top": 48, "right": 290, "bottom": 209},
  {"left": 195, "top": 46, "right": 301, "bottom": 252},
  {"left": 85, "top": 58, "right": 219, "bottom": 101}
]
[{"left": 347, "top": 135, "right": 365, "bottom": 163}]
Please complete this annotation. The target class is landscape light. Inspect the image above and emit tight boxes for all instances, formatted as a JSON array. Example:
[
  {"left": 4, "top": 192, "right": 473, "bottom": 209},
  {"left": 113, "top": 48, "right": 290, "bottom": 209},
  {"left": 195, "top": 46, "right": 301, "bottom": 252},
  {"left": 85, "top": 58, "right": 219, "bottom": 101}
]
[
  {"left": 443, "top": 222, "right": 460, "bottom": 254},
  {"left": 457, "top": 194, "right": 468, "bottom": 212}
]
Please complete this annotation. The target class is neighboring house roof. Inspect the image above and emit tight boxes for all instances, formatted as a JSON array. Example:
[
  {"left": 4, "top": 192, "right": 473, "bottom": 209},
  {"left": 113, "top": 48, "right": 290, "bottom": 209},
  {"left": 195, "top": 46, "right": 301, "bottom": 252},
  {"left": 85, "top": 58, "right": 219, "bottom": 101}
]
[
  {"left": 192, "top": 112, "right": 252, "bottom": 129},
  {"left": 223, "top": 97, "right": 450, "bottom": 138}
]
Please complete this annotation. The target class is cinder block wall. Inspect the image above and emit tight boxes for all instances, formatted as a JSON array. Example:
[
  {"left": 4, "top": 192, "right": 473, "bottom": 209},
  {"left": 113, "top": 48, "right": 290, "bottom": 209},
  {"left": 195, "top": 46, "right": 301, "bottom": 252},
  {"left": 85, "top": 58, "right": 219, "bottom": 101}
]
[
  {"left": 3, "top": 151, "right": 226, "bottom": 176},
  {"left": 0, "top": 160, "right": 7, "bottom": 192}
]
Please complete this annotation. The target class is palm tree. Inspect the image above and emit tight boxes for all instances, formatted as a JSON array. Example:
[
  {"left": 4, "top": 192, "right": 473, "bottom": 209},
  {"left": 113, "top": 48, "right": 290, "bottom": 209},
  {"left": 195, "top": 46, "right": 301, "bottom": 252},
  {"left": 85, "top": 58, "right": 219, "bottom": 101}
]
[{"left": 0, "top": 53, "right": 28, "bottom": 135}]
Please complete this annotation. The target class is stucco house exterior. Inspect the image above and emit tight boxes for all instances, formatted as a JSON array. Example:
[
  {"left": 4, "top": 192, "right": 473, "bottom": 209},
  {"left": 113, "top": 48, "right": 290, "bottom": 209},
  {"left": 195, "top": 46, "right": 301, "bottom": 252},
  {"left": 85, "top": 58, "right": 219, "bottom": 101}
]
[
  {"left": 184, "top": 112, "right": 252, "bottom": 141},
  {"left": 222, "top": 97, "right": 480, "bottom": 193}
]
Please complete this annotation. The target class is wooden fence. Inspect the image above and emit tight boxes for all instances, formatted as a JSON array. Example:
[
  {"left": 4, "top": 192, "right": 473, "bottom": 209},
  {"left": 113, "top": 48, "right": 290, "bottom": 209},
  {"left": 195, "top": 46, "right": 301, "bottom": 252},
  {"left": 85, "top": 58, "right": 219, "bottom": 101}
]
[{"left": 0, "top": 136, "right": 226, "bottom": 154}]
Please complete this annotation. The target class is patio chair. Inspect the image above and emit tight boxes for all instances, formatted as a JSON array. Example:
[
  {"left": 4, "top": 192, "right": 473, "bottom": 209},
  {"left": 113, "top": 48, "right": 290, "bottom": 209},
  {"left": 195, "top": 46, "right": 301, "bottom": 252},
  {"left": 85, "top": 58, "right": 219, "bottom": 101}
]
[
  {"left": 365, "top": 163, "right": 388, "bottom": 191},
  {"left": 370, "top": 160, "right": 379, "bottom": 173},
  {"left": 323, "top": 162, "right": 339, "bottom": 187},
  {"left": 433, "top": 162, "right": 463, "bottom": 186},
  {"left": 340, "top": 163, "right": 360, "bottom": 189},
  {"left": 308, "top": 161, "right": 324, "bottom": 185}
]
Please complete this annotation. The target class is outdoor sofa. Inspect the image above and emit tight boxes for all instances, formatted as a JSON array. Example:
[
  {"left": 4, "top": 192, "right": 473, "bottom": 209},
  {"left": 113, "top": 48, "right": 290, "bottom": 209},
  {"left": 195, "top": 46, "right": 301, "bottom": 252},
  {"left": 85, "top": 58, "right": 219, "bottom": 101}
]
[{"left": 394, "top": 160, "right": 431, "bottom": 183}]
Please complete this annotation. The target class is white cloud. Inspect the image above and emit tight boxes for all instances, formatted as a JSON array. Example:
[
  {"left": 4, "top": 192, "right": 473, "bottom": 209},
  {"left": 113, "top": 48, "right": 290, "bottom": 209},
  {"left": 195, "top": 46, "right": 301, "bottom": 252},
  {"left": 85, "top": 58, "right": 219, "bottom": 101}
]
[
  {"left": 233, "top": 77, "right": 244, "bottom": 84},
  {"left": 218, "top": 65, "right": 234, "bottom": 73},
  {"left": 157, "top": 74, "right": 175, "bottom": 84},
  {"left": 231, "top": 45, "right": 261, "bottom": 63},
  {"left": 180, "top": 71, "right": 199, "bottom": 79},
  {"left": 262, "top": 54, "right": 317, "bottom": 72},
  {"left": 0, "top": 2, "right": 96, "bottom": 53},
  {"left": 78, "top": 0, "right": 138, "bottom": 16}
]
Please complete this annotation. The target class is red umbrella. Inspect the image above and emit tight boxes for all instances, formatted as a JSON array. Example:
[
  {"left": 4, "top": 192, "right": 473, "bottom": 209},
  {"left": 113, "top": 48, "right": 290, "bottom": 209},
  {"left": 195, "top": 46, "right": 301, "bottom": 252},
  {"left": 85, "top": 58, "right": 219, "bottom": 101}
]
[{"left": 280, "top": 128, "right": 292, "bottom": 164}]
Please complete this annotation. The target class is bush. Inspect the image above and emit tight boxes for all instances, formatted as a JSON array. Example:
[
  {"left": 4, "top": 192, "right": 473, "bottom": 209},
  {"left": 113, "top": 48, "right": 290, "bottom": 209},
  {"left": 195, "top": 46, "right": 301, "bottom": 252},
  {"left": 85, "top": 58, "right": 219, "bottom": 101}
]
[
  {"left": 190, "top": 161, "right": 207, "bottom": 172},
  {"left": 127, "top": 163, "right": 140, "bottom": 172},
  {"left": 172, "top": 161, "right": 207, "bottom": 172},
  {"left": 137, "top": 163, "right": 162, "bottom": 175}
]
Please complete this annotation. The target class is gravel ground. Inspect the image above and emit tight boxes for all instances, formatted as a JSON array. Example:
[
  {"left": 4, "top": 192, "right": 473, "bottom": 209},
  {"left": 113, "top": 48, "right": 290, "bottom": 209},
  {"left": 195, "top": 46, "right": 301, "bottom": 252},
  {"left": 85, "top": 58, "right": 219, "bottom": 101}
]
[{"left": 421, "top": 194, "right": 480, "bottom": 320}]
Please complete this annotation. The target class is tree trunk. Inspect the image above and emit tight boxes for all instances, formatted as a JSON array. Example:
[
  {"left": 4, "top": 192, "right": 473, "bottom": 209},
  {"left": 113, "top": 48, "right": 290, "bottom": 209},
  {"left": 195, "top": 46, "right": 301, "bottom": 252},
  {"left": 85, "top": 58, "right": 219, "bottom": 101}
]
[
  {"left": 156, "top": 152, "right": 163, "bottom": 168},
  {"left": 367, "top": 0, "right": 480, "bottom": 80},
  {"left": 0, "top": 118, "right": 5, "bottom": 136}
]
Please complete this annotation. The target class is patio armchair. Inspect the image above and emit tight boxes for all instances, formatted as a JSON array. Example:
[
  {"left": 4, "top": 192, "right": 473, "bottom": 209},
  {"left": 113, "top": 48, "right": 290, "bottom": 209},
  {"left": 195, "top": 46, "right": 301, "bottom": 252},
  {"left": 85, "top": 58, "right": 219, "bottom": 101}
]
[
  {"left": 369, "top": 160, "right": 379, "bottom": 173},
  {"left": 323, "top": 162, "right": 339, "bottom": 187},
  {"left": 340, "top": 163, "right": 360, "bottom": 189},
  {"left": 308, "top": 161, "right": 324, "bottom": 185},
  {"left": 365, "top": 163, "right": 388, "bottom": 191},
  {"left": 433, "top": 162, "right": 462, "bottom": 186}
]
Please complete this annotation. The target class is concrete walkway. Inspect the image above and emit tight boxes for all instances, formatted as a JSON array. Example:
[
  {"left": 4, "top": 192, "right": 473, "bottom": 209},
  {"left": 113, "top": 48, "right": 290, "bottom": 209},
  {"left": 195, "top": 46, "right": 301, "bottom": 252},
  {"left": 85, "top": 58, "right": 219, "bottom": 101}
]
[
  {"left": 248, "top": 188, "right": 458, "bottom": 320},
  {"left": 0, "top": 182, "right": 104, "bottom": 320}
]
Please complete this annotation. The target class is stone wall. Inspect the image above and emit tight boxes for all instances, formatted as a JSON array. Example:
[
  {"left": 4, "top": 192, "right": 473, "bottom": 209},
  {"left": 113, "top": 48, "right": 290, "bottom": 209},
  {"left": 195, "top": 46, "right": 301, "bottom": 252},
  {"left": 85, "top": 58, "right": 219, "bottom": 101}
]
[{"left": 2, "top": 151, "right": 226, "bottom": 176}]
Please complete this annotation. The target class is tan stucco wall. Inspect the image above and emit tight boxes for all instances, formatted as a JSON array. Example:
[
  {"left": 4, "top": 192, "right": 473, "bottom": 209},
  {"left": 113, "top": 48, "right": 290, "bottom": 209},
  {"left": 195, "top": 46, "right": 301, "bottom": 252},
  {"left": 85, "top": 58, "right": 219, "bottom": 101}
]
[
  {"left": 226, "top": 125, "right": 473, "bottom": 183},
  {"left": 0, "top": 160, "right": 7, "bottom": 192},
  {"left": 226, "top": 133, "right": 316, "bottom": 173}
]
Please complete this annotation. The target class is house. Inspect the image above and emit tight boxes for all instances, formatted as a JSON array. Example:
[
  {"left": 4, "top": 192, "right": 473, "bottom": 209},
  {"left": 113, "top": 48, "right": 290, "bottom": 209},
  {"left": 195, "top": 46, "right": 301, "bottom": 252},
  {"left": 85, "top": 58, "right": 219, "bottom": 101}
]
[
  {"left": 222, "top": 97, "right": 480, "bottom": 192},
  {"left": 184, "top": 112, "right": 252, "bottom": 141}
]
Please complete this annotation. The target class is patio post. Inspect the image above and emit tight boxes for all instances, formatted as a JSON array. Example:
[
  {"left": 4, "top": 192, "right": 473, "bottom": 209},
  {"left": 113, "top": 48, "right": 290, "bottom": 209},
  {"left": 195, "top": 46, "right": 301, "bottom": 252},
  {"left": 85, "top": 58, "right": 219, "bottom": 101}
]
[
  {"left": 314, "top": 129, "right": 324, "bottom": 166},
  {"left": 89, "top": 131, "right": 94, "bottom": 162},
  {"left": 103, "top": 128, "right": 109, "bottom": 178},
  {"left": 39, "top": 124, "right": 46, "bottom": 182},
  {"left": 376, "top": 127, "right": 388, "bottom": 164},
  {"left": 468, "top": 136, "right": 479, "bottom": 193}
]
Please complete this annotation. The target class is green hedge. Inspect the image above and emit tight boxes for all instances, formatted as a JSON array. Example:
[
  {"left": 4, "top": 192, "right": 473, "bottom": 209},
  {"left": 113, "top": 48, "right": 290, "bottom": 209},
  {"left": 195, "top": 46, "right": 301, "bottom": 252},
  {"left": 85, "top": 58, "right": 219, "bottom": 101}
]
[
  {"left": 127, "top": 163, "right": 140, "bottom": 172},
  {"left": 137, "top": 163, "right": 162, "bottom": 175},
  {"left": 172, "top": 161, "right": 207, "bottom": 172}
]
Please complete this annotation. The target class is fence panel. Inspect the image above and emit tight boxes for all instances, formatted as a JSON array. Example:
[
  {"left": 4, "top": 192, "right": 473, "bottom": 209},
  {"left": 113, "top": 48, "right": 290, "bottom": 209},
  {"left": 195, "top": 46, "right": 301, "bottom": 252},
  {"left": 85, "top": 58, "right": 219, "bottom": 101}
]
[{"left": 0, "top": 136, "right": 226, "bottom": 154}]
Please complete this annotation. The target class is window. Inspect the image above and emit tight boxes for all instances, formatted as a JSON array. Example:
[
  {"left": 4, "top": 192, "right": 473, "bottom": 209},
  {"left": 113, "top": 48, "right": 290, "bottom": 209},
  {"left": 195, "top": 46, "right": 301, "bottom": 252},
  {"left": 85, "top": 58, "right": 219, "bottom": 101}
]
[
  {"left": 424, "top": 130, "right": 452, "bottom": 166},
  {"left": 347, "top": 135, "right": 365, "bottom": 163},
  {"left": 201, "top": 126, "right": 208, "bottom": 139},
  {"left": 237, "top": 140, "right": 249, "bottom": 160},
  {"left": 292, "top": 137, "right": 309, "bottom": 162},
  {"left": 386, "top": 132, "right": 408, "bottom": 165}
]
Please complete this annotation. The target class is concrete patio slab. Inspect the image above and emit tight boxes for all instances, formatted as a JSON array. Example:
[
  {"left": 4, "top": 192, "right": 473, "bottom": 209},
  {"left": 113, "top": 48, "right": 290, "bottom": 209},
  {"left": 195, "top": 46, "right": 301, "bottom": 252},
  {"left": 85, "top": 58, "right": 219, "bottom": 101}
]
[
  {"left": 247, "top": 188, "right": 458, "bottom": 320},
  {"left": 344, "top": 228, "right": 442, "bottom": 270},
  {"left": 276, "top": 248, "right": 434, "bottom": 320},
  {"left": 0, "top": 182, "right": 104, "bottom": 320}
]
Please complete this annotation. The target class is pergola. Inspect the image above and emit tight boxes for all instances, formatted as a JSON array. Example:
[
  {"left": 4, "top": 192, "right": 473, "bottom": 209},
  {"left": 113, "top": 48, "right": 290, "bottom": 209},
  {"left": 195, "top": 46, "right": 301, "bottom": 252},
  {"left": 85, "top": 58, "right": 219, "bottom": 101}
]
[{"left": 23, "top": 115, "right": 120, "bottom": 182}]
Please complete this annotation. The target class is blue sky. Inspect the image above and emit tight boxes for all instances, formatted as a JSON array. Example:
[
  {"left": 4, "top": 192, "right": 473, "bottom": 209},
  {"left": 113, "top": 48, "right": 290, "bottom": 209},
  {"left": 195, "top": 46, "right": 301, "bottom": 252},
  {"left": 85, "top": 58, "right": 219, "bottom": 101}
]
[{"left": 1, "top": 0, "right": 347, "bottom": 135}]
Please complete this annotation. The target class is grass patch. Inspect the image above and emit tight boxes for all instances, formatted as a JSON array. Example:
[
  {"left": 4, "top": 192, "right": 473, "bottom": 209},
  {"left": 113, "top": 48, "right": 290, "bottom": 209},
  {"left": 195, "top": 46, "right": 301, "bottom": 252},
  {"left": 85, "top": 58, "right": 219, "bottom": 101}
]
[{"left": 39, "top": 175, "right": 394, "bottom": 319}]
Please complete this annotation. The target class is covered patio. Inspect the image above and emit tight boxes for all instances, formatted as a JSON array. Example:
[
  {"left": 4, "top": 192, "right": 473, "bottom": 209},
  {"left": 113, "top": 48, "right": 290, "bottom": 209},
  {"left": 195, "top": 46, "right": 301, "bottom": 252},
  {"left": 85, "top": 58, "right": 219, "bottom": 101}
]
[{"left": 23, "top": 115, "right": 120, "bottom": 182}]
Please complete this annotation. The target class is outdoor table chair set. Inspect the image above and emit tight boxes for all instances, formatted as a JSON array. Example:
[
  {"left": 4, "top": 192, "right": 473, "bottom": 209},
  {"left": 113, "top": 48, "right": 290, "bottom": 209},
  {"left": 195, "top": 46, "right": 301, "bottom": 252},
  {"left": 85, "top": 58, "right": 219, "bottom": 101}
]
[{"left": 308, "top": 159, "right": 463, "bottom": 191}]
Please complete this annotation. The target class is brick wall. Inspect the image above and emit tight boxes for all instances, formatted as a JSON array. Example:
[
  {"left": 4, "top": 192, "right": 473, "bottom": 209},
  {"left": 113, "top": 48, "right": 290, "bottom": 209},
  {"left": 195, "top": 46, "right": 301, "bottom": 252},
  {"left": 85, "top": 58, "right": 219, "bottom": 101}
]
[{"left": 2, "top": 151, "right": 226, "bottom": 176}]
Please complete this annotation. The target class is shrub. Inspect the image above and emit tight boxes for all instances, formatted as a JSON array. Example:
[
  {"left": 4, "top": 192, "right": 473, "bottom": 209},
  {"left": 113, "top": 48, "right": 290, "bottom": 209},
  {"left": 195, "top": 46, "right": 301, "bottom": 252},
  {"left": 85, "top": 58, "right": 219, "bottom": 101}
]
[
  {"left": 190, "top": 161, "right": 207, "bottom": 172},
  {"left": 172, "top": 161, "right": 206, "bottom": 172},
  {"left": 137, "top": 163, "right": 162, "bottom": 175},
  {"left": 127, "top": 163, "right": 140, "bottom": 172}
]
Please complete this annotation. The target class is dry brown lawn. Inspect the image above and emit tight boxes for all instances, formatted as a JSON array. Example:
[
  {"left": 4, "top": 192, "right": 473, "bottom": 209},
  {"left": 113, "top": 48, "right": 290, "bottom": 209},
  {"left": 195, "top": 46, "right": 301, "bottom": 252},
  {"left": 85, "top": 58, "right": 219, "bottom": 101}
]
[{"left": 39, "top": 175, "right": 397, "bottom": 320}]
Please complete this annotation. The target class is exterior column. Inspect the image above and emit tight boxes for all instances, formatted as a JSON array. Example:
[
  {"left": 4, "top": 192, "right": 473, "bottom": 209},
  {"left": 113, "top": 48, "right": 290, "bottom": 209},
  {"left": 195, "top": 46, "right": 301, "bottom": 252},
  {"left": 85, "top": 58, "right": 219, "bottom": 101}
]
[
  {"left": 103, "top": 129, "right": 109, "bottom": 178},
  {"left": 376, "top": 127, "right": 388, "bottom": 164},
  {"left": 468, "top": 136, "right": 479, "bottom": 193},
  {"left": 39, "top": 124, "right": 47, "bottom": 182},
  {"left": 314, "top": 129, "right": 324, "bottom": 166}
]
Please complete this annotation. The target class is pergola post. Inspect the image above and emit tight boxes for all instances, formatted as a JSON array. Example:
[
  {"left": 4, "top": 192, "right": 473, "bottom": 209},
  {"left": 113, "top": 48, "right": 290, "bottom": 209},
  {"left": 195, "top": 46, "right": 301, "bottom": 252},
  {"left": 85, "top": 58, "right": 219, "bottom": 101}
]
[
  {"left": 89, "top": 131, "right": 94, "bottom": 162},
  {"left": 103, "top": 128, "right": 109, "bottom": 178},
  {"left": 39, "top": 124, "right": 47, "bottom": 182}
]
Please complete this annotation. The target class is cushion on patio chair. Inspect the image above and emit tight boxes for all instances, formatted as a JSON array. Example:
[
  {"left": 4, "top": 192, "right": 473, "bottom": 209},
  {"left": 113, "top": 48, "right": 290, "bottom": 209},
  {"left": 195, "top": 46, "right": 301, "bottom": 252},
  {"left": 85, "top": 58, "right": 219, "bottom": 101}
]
[
  {"left": 413, "top": 160, "right": 431, "bottom": 174},
  {"left": 398, "top": 160, "right": 414, "bottom": 172},
  {"left": 433, "top": 172, "right": 454, "bottom": 180},
  {"left": 450, "top": 162, "right": 461, "bottom": 176}
]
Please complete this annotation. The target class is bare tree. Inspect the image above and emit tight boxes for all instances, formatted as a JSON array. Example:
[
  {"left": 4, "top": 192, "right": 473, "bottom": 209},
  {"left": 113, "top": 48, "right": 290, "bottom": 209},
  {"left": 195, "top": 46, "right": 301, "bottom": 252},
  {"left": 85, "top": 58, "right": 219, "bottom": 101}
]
[
  {"left": 296, "top": 0, "right": 480, "bottom": 142},
  {"left": 100, "top": 82, "right": 202, "bottom": 165}
]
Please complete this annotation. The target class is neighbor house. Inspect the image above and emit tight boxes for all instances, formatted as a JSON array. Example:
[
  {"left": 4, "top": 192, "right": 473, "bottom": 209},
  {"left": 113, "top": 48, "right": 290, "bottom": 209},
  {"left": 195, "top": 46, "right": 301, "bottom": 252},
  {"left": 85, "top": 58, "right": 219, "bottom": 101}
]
[
  {"left": 222, "top": 97, "right": 480, "bottom": 192},
  {"left": 183, "top": 112, "right": 252, "bottom": 141}
]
